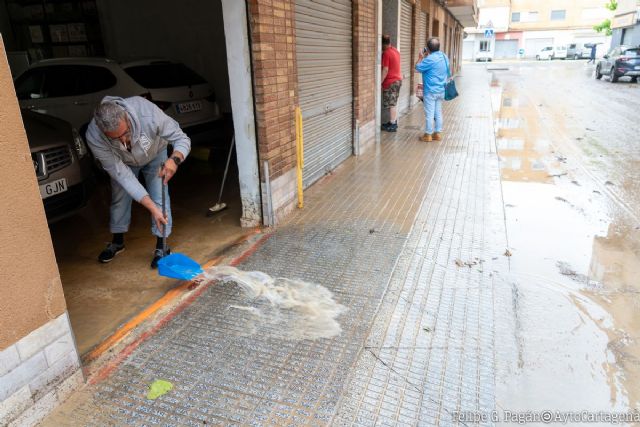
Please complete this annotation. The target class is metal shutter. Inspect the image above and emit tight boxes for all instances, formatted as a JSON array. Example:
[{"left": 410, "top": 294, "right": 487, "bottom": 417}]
[
  {"left": 494, "top": 40, "right": 518, "bottom": 59},
  {"left": 295, "top": 0, "right": 353, "bottom": 188},
  {"left": 398, "top": 0, "right": 412, "bottom": 114},
  {"left": 420, "top": 12, "right": 427, "bottom": 48},
  {"left": 415, "top": 12, "right": 427, "bottom": 89}
]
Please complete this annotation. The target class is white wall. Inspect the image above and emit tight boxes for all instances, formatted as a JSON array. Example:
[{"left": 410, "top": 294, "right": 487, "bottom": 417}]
[
  {"left": 478, "top": 6, "right": 510, "bottom": 31},
  {"left": 96, "top": 0, "right": 231, "bottom": 113}
]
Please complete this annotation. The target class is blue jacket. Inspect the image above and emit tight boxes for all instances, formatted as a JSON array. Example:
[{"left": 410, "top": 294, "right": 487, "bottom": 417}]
[
  {"left": 86, "top": 96, "right": 191, "bottom": 202},
  {"left": 415, "top": 51, "right": 450, "bottom": 94}
]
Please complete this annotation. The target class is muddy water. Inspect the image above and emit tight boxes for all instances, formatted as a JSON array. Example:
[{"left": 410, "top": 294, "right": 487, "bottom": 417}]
[
  {"left": 489, "top": 63, "right": 640, "bottom": 417},
  {"left": 200, "top": 266, "right": 347, "bottom": 340}
]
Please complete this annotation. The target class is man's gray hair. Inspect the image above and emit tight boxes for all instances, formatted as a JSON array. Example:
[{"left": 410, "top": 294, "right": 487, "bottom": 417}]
[{"left": 95, "top": 102, "right": 126, "bottom": 132}]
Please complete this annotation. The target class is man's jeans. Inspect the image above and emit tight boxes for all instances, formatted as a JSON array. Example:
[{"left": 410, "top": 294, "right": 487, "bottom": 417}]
[
  {"left": 110, "top": 150, "right": 172, "bottom": 237},
  {"left": 424, "top": 91, "right": 445, "bottom": 135}
]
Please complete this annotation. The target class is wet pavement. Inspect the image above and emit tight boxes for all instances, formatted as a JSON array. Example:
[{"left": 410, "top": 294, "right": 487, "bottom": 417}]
[{"left": 39, "top": 61, "right": 640, "bottom": 426}]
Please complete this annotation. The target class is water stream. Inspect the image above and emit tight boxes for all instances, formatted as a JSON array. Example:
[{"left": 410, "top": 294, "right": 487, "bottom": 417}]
[{"left": 200, "top": 266, "right": 347, "bottom": 341}]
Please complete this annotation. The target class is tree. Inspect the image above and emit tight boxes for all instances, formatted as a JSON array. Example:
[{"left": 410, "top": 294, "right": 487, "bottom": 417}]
[{"left": 594, "top": 1, "right": 616, "bottom": 36}]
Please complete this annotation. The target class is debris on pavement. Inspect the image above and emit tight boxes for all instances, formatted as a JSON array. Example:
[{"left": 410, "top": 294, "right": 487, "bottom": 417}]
[
  {"left": 147, "top": 379, "right": 174, "bottom": 400},
  {"left": 504, "top": 249, "right": 512, "bottom": 257}
]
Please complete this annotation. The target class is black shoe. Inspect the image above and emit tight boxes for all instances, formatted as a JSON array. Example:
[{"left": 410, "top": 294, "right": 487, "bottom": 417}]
[
  {"left": 151, "top": 247, "right": 170, "bottom": 269},
  {"left": 383, "top": 122, "right": 398, "bottom": 132},
  {"left": 381, "top": 122, "right": 392, "bottom": 131},
  {"left": 98, "top": 242, "right": 125, "bottom": 263}
]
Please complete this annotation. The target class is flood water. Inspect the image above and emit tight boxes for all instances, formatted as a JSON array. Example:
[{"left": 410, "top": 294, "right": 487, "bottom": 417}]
[
  {"left": 201, "top": 266, "right": 347, "bottom": 341},
  {"left": 488, "top": 62, "right": 640, "bottom": 419}
]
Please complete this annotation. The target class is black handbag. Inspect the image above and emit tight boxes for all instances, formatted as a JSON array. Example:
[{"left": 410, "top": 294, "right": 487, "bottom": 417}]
[{"left": 444, "top": 59, "right": 459, "bottom": 101}]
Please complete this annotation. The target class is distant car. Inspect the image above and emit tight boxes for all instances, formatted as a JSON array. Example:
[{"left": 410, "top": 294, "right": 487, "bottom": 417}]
[
  {"left": 553, "top": 45, "right": 568, "bottom": 59},
  {"left": 567, "top": 43, "right": 589, "bottom": 59},
  {"left": 536, "top": 46, "right": 567, "bottom": 60},
  {"left": 595, "top": 45, "right": 640, "bottom": 83},
  {"left": 22, "top": 109, "right": 94, "bottom": 223},
  {"left": 475, "top": 51, "right": 493, "bottom": 62},
  {"left": 13, "top": 58, "right": 221, "bottom": 140},
  {"left": 536, "top": 46, "right": 554, "bottom": 60}
]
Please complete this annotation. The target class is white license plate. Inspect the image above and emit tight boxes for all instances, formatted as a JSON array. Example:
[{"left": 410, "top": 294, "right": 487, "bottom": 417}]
[
  {"left": 635, "top": 66, "right": 640, "bottom": 70},
  {"left": 40, "top": 178, "right": 67, "bottom": 199},
  {"left": 176, "top": 101, "right": 202, "bottom": 114}
]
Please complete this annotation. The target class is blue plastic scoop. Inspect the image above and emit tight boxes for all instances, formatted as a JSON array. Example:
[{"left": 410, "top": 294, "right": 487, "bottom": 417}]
[
  {"left": 156, "top": 178, "right": 204, "bottom": 281},
  {"left": 157, "top": 253, "right": 204, "bottom": 281}
]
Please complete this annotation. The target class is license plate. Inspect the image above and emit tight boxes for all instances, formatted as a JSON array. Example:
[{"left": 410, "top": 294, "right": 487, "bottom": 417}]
[
  {"left": 176, "top": 101, "right": 202, "bottom": 114},
  {"left": 40, "top": 178, "right": 67, "bottom": 199},
  {"left": 635, "top": 66, "right": 640, "bottom": 70}
]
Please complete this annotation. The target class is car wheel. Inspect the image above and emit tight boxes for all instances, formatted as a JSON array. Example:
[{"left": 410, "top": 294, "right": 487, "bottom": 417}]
[
  {"left": 574, "top": 54, "right": 579, "bottom": 60},
  {"left": 610, "top": 68, "right": 619, "bottom": 83},
  {"left": 536, "top": 55, "right": 540, "bottom": 60},
  {"left": 595, "top": 65, "right": 602, "bottom": 79}
]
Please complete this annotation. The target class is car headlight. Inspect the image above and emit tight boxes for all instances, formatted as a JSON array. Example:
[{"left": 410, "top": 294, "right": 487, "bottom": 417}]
[{"left": 72, "top": 128, "right": 88, "bottom": 158}]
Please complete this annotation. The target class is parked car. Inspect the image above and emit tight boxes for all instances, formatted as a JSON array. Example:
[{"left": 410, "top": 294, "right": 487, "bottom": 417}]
[
  {"left": 567, "top": 43, "right": 587, "bottom": 59},
  {"left": 595, "top": 45, "right": 640, "bottom": 83},
  {"left": 13, "top": 58, "right": 221, "bottom": 140},
  {"left": 22, "top": 109, "right": 94, "bottom": 223},
  {"left": 536, "top": 46, "right": 554, "bottom": 60},
  {"left": 475, "top": 51, "right": 493, "bottom": 62},
  {"left": 536, "top": 45, "right": 567, "bottom": 60}
]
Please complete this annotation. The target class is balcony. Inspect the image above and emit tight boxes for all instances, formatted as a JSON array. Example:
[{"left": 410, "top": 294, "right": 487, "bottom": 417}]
[{"left": 445, "top": 0, "right": 479, "bottom": 27}]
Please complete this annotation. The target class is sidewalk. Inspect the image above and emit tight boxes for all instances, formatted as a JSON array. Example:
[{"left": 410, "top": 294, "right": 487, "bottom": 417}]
[{"left": 41, "top": 66, "right": 510, "bottom": 426}]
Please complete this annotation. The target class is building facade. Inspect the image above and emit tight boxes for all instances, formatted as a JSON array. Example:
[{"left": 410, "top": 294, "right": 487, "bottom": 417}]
[
  {"left": 0, "top": 0, "right": 475, "bottom": 424},
  {"left": 464, "top": 0, "right": 612, "bottom": 61},
  {"left": 611, "top": 0, "right": 640, "bottom": 48}
]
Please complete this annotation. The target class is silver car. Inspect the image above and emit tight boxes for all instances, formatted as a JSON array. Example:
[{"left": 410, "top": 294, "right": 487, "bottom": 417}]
[{"left": 23, "top": 109, "right": 94, "bottom": 223}]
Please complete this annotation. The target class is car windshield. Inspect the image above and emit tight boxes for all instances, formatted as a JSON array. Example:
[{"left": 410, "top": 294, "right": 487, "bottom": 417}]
[
  {"left": 124, "top": 63, "right": 207, "bottom": 88},
  {"left": 622, "top": 49, "right": 640, "bottom": 57}
]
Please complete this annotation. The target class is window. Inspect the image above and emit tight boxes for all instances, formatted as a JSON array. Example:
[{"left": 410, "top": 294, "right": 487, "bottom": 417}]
[
  {"left": 480, "top": 41, "right": 490, "bottom": 52},
  {"left": 511, "top": 12, "right": 520, "bottom": 22},
  {"left": 14, "top": 68, "right": 46, "bottom": 100},
  {"left": 124, "top": 63, "right": 207, "bottom": 89},
  {"left": 76, "top": 67, "right": 117, "bottom": 94},
  {"left": 550, "top": 10, "right": 566, "bottom": 21},
  {"left": 527, "top": 12, "right": 539, "bottom": 22},
  {"left": 622, "top": 48, "right": 640, "bottom": 57}
]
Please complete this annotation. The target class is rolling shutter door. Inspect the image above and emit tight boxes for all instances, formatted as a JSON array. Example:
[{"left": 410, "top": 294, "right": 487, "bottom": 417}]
[
  {"left": 415, "top": 12, "right": 427, "bottom": 91},
  {"left": 398, "top": 0, "right": 412, "bottom": 114},
  {"left": 295, "top": 0, "right": 353, "bottom": 188},
  {"left": 494, "top": 40, "right": 518, "bottom": 59},
  {"left": 420, "top": 12, "right": 427, "bottom": 48}
]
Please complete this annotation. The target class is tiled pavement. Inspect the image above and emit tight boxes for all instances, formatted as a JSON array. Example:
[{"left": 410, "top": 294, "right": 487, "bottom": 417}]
[{"left": 40, "top": 66, "right": 512, "bottom": 426}]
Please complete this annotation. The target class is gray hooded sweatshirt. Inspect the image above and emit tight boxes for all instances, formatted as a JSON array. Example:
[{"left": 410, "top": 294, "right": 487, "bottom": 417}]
[{"left": 86, "top": 96, "right": 191, "bottom": 202}]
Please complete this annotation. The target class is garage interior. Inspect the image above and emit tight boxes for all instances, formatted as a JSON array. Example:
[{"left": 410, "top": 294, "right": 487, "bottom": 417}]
[{"left": 1, "top": 0, "right": 254, "bottom": 355}]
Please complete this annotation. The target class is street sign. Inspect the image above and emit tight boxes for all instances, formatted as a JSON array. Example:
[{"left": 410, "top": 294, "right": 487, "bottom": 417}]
[{"left": 484, "top": 28, "right": 494, "bottom": 38}]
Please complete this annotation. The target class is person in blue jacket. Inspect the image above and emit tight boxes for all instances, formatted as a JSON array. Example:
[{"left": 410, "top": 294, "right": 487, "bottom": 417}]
[
  {"left": 415, "top": 38, "right": 450, "bottom": 142},
  {"left": 86, "top": 96, "right": 191, "bottom": 268}
]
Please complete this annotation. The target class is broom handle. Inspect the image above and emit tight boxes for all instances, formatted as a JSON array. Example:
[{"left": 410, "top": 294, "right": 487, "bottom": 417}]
[
  {"left": 217, "top": 136, "right": 235, "bottom": 204},
  {"left": 161, "top": 163, "right": 167, "bottom": 255}
]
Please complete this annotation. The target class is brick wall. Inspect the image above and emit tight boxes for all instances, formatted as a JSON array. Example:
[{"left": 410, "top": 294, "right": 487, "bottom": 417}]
[
  {"left": 247, "top": 0, "right": 298, "bottom": 183},
  {"left": 353, "top": 0, "right": 376, "bottom": 129},
  {"left": 354, "top": 0, "right": 377, "bottom": 148}
]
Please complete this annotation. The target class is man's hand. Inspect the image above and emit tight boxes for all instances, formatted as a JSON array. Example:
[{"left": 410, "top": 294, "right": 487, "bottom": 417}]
[
  {"left": 151, "top": 206, "right": 168, "bottom": 232},
  {"left": 141, "top": 195, "right": 168, "bottom": 231},
  {"left": 159, "top": 155, "right": 182, "bottom": 184}
]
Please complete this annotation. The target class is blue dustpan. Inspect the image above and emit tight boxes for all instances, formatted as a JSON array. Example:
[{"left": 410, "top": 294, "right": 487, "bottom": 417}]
[{"left": 157, "top": 253, "right": 204, "bottom": 281}]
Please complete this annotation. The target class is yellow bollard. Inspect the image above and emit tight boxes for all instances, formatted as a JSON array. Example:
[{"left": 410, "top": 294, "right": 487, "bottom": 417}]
[{"left": 295, "top": 106, "right": 304, "bottom": 209}]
